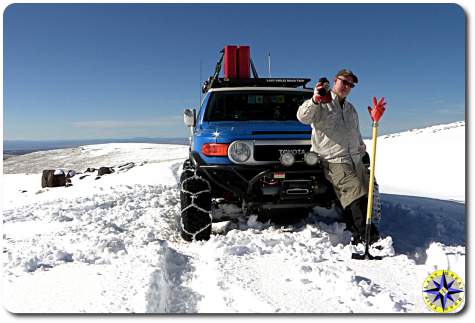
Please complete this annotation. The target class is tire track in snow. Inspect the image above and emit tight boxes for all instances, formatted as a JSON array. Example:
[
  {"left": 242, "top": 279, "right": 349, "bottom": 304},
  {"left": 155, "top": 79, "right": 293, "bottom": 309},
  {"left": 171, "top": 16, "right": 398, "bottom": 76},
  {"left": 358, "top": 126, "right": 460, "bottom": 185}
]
[
  {"left": 145, "top": 241, "right": 201, "bottom": 313},
  {"left": 179, "top": 240, "right": 276, "bottom": 313}
]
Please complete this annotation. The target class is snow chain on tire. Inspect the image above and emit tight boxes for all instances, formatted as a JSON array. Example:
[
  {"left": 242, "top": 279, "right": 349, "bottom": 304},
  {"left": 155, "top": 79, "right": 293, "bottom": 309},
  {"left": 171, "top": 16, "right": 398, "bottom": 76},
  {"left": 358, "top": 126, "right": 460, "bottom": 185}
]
[{"left": 180, "top": 168, "right": 212, "bottom": 241}]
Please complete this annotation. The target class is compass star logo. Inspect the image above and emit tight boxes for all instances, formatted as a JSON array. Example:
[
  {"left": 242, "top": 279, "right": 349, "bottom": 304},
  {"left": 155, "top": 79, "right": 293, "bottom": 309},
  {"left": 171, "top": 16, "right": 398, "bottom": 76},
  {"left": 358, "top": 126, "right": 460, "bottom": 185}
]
[{"left": 422, "top": 270, "right": 464, "bottom": 313}]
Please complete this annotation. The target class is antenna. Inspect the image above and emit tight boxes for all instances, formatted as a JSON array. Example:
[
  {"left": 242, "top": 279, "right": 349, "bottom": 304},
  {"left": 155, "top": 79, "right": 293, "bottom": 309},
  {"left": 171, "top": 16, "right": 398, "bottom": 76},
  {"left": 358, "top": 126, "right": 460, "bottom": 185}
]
[
  {"left": 268, "top": 53, "right": 271, "bottom": 77},
  {"left": 199, "top": 59, "right": 202, "bottom": 106}
]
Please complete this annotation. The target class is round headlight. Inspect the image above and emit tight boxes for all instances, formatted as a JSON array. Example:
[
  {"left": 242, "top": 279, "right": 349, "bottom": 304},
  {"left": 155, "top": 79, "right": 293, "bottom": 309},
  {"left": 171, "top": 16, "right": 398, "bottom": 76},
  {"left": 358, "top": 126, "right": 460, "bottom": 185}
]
[
  {"left": 280, "top": 152, "right": 295, "bottom": 167},
  {"left": 304, "top": 152, "right": 319, "bottom": 166},
  {"left": 228, "top": 141, "right": 251, "bottom": 163}
]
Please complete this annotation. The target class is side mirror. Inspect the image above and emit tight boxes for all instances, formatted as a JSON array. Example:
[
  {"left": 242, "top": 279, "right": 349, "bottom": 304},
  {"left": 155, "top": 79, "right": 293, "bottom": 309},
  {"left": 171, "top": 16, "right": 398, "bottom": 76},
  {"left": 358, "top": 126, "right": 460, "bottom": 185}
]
[{"left": 183, "top": 108, "right": 196, "bottom": 127}]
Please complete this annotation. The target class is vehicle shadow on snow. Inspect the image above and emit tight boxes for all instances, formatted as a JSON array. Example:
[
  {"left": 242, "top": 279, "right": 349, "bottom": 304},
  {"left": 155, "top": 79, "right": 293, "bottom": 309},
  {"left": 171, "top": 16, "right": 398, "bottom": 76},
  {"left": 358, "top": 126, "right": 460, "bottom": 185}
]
[{"left": 378, "top": 193, "right": 465, "bottom": 262}]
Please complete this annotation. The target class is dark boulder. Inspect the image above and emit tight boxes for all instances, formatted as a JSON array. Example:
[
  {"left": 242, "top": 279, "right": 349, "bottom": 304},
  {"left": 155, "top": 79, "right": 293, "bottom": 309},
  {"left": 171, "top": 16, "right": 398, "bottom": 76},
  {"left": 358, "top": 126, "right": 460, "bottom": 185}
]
[
  {"left": 41, "top": 169, "right": 68, "bottom": 188},
  {"left": 97, "top": 167, "right": 115, "bottom": 176}
]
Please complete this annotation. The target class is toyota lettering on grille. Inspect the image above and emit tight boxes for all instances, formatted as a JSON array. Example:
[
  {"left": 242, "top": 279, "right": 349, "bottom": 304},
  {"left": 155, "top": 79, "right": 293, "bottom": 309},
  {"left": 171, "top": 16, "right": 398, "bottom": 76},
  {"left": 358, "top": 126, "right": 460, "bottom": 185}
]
[{"left": 278, "top": 149, "right": 306, "bottom": 156}]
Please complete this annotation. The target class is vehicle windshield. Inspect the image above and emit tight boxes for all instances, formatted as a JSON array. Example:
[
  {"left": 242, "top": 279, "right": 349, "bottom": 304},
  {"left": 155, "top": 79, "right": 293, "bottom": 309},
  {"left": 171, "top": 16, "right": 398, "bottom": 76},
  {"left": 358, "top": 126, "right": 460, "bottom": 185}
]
[{"left": 204, "top": 90, "right": 312, "bottom": 121}]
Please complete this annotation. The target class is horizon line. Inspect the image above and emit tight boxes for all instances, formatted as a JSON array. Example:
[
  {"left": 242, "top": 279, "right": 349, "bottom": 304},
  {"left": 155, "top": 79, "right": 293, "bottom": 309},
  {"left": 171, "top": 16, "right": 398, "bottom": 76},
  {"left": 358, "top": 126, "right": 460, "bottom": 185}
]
[{"left": 3, "top": 119, "right": 464, "bottom": 142}]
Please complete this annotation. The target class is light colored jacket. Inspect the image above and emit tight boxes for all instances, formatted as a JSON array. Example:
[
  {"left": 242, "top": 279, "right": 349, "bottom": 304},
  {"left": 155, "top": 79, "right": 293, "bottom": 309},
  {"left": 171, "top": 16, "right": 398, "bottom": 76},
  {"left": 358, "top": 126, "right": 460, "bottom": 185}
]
[{"left": 297, "top": 91, "right": 367, "bottom": 164}]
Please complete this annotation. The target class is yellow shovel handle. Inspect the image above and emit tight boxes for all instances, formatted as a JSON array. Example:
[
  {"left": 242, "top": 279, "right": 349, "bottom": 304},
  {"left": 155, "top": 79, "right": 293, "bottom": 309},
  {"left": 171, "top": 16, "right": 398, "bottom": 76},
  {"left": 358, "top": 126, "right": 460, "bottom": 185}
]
[{"left": 366, "top": 122, "right": 378, "bottom": 224}]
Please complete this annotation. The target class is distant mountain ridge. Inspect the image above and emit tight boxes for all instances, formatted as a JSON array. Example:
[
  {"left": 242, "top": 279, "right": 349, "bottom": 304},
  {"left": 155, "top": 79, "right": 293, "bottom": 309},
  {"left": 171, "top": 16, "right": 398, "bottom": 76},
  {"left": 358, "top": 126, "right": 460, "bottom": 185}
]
[{"left": 3, "top": 137, "right": 188, "bottom": 156}]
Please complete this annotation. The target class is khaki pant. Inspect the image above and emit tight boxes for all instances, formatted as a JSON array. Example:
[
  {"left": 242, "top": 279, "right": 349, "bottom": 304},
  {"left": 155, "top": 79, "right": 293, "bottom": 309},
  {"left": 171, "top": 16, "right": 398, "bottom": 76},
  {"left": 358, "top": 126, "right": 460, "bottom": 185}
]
[{"left": 323, "top": 161, "right": 370, "bottom": 209}]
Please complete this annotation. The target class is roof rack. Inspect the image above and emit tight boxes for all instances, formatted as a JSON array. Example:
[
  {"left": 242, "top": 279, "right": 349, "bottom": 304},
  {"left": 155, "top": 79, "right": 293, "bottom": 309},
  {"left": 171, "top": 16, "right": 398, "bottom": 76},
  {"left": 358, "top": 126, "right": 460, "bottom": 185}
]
[
  {"left": 202, "top": 78, "right": 311, "bottom": 92},
  {"left": 201, "top": 46, "right": 312, "bottom": 93}
]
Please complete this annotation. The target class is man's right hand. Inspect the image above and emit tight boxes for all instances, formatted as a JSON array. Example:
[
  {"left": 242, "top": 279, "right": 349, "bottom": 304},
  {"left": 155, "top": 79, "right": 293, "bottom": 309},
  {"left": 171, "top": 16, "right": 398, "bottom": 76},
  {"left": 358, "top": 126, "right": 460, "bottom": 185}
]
[{"left": 313, "top": 77, "right": 332, "bottom": 104}]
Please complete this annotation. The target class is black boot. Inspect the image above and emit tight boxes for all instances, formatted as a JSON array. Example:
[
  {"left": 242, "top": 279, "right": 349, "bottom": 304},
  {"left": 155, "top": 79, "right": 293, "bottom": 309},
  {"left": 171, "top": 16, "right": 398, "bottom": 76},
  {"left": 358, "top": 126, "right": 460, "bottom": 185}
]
[
  {"left": 347, "top": 197, "right": 366, "bottom": 243},
  {"left": 347, "top": 196, "right": 381, "bottom": 245},
  {"left": 368, "top": 223, "right": 380, "bottom": 245},
  {"left": 342, "top": 207, "right": 356, "bottom": 233}
]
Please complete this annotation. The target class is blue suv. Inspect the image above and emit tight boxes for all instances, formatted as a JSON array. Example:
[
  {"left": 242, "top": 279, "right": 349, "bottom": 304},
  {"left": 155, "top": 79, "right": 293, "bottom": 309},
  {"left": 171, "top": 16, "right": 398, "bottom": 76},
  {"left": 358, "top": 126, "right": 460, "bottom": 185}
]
[{"left": 179, "top": 74, "right": 341, "bottom": 241}]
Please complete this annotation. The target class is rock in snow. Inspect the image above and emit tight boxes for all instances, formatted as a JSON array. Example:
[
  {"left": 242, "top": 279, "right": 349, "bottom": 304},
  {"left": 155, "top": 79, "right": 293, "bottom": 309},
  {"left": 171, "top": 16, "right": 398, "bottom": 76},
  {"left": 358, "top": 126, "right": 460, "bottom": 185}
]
[{"left": 2, "top": 122, "right": 465, "bottom": 313}]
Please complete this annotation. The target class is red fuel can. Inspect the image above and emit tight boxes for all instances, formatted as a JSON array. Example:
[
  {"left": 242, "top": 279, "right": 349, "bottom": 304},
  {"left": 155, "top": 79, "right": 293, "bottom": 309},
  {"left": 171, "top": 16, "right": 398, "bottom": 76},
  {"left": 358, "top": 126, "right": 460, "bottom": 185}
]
[
  {"left": 237, "top": 46, "right": 250, "bottom": 79},
  {"left": 224, "top": 45, "right": 237, "bottom": 79}
]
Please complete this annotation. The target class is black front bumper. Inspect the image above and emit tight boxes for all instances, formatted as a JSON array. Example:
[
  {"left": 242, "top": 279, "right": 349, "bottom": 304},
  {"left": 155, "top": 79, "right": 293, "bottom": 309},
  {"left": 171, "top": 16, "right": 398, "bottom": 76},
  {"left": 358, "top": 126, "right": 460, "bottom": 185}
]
[{"left": 191, "top": 152, "right": 336, "bottom": 209}]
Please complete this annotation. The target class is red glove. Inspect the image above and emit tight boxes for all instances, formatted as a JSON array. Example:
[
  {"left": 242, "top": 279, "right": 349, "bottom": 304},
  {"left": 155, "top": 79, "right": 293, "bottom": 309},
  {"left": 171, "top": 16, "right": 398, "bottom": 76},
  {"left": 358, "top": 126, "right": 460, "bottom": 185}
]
[
  {"left": 367, "top": 97, "right": 386, "bottom": 122},
  {"left": 313, "top": 77, "right": 332, "bottom": 104}
]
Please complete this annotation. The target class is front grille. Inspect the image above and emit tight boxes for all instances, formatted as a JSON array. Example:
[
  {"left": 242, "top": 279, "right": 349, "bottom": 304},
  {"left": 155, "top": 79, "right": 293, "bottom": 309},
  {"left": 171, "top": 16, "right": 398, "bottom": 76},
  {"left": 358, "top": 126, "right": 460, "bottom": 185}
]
[{"left": 253, "top": 145, "right": 312, "bottom": 161}]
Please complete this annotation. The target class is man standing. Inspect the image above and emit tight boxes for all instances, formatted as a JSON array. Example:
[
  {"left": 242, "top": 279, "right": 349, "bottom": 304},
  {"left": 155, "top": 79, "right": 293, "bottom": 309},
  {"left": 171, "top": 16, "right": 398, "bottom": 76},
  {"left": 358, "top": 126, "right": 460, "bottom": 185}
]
[{"left": 297, "top": 69, "right": 379, "bottom": 244}]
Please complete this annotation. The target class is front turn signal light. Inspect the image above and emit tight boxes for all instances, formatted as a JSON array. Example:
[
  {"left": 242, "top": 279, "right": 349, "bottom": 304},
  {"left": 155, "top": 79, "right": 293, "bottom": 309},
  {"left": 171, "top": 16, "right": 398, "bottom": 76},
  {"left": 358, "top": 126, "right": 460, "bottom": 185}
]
[{"left": 201, "top": 143, "right": 229, "bottom": 157}]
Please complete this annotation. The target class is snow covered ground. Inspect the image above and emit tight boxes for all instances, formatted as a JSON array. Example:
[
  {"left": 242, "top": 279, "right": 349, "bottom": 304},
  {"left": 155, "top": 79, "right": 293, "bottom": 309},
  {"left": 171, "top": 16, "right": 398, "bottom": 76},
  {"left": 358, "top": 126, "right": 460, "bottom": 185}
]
[
  {"left": 1, "top": 122, "right": 465, "bottom": 313},
  {"left": 375, "top": 121, "right": 465, "bottom": 202}
]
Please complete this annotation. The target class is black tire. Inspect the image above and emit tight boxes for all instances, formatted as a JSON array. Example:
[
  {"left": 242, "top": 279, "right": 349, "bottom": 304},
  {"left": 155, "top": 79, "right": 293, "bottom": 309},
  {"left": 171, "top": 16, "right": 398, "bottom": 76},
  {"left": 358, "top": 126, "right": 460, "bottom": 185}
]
[{"left": 179, "top": 168, "right": 212, "bottom": 241}]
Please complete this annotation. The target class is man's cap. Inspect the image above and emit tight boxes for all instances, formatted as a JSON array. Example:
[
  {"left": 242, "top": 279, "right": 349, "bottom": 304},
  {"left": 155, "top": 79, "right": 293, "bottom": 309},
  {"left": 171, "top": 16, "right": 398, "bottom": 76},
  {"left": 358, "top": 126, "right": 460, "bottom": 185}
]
[{"left": 335, "top": 69, "right": 358, "bottom": 84}]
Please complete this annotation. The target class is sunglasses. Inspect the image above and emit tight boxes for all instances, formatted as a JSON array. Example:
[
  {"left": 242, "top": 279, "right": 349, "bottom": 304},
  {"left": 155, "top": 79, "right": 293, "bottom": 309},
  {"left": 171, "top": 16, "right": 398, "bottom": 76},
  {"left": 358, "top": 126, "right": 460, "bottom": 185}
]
[{"left": 337, "top": 78, "right": 355, "bottom": 88}]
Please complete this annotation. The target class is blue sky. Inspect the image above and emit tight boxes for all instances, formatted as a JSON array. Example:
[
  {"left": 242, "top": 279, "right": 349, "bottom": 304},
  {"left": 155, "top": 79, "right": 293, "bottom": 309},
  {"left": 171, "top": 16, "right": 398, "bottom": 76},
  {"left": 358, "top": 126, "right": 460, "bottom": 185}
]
[{"left": 4, "top": 3, "right": 465, "bottom": 140}]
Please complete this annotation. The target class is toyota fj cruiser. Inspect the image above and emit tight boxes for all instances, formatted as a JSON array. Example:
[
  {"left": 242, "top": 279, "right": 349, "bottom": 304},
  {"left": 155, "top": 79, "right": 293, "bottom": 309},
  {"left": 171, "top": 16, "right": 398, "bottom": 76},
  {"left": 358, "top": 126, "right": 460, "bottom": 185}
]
[{"left": 178, "top": 45, "right": 346, "bottom": 241}]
